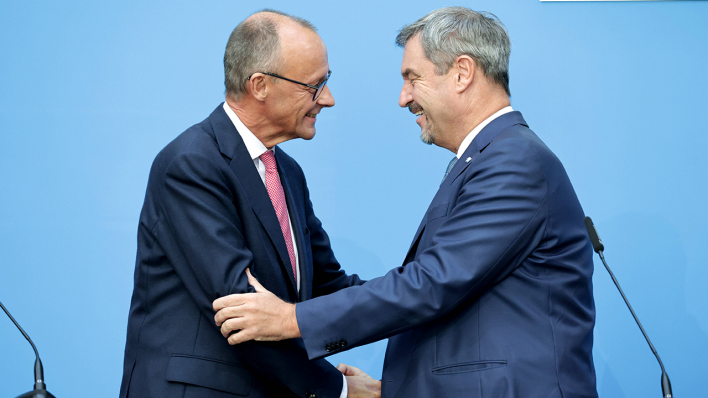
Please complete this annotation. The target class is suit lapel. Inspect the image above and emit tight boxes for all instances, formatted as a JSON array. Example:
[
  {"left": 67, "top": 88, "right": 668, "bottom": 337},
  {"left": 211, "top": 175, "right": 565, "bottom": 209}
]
[
  {"left": 208, "top": 104, "right": 297, "bottom": 294},
  {"left": 404, "top": 149, "right": 478, "bottom": 257},
  {"left": 403, "top": 111, "right": 528, "bottom": 262}
]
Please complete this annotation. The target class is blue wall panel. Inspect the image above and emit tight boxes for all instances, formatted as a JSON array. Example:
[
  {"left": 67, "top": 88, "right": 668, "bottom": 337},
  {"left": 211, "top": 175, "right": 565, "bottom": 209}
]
[{"left": 1, "top": 1, "right": 706, "bottom": 396}]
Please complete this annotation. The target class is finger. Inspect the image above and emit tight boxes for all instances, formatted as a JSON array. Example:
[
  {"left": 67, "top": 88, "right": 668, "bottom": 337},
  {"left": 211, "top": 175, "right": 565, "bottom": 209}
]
[
  {"left": 344, "top": 364, "right": 364, "bottom": 376},
  {"left": 246, "top": 268, "right": 267, "bottom": 293},
  {"left": 220, "top": 317, "right": 246, "bottom": 338},
  {"left": 336, "top": 363, "right": 349, "bottom": 375},
  {"left": 214, "top": 306, "right": 244, "bottom": 327},
  {"left": 214, "top": 309, "right": 226, "bottom": 327},
  {"left": 214, "top": 297, "right": 253, "bottom": 326},
  {"left": 227, "top": 329, "right": 253, "bottom": 345},
  {"left": 213, "top": 294, "right": 245, "bottom": 311},
  {"left": 338, "top": 363, "right": 361, "bottom": 376}
]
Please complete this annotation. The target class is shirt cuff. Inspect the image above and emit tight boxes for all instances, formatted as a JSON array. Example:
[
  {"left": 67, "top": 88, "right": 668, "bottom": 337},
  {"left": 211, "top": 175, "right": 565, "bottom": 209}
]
[{"left": 339, "top": 373, "right": 348, "bottom": 398}]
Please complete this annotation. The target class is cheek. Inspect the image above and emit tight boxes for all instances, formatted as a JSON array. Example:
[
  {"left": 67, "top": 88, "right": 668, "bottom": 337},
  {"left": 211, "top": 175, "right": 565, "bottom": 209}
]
[{"left": 413, "top": 85, "right": 433, "bottom": 105}]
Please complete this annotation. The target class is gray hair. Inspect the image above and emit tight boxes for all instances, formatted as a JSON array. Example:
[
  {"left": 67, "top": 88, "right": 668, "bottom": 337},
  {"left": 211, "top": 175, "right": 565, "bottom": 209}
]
[
  {"left": 224, "top": 9, "right": 317, "bottom": 99},
  {"left": 396, "top": 7, "right": 511, "bottom": 96}
]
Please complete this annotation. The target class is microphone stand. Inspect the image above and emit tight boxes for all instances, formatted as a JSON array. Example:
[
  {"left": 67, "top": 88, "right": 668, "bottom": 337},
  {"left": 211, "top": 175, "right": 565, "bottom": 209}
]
[
  {"left": 1, "top": 301, "right": 56, "bottom": 398},
  {"left": 584, "top": 217, "right": 673, "bottom": 398}
]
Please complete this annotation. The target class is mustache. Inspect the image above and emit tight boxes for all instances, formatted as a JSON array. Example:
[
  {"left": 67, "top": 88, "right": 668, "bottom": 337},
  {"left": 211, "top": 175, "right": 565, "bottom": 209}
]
[{"left": 406, "top": 101, "right": 423, "bottom": 115}]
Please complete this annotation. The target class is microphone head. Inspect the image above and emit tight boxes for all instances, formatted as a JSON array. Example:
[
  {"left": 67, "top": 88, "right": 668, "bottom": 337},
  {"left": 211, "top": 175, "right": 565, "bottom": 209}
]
[{"left": 584, "top": 217, "right": 605, "bottom": 253}]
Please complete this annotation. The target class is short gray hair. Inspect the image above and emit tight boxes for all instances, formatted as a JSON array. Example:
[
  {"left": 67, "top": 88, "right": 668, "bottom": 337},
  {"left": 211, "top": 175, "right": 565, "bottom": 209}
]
[
  {"left": 396, "top": 7, "right": 511, "bottom": 96},
  {"left": 224, "top": 9, "right": 317, "bottom": 99}
]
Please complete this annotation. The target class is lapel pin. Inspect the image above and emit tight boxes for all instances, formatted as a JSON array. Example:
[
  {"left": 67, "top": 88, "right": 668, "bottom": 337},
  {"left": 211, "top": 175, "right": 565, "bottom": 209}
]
[{"left": 466, "top": 157, "right": 472, "bottom": 163}]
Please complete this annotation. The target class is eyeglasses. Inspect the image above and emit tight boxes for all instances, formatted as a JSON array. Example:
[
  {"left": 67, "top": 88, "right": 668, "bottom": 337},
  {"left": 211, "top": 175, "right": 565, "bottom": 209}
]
[{"left": 249, "top": 70, "right": 331, "bottom": 101}]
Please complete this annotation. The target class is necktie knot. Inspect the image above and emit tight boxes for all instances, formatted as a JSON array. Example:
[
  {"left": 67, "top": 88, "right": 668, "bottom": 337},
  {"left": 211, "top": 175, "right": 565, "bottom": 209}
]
[
  {"left": 260, "top": 150, "right": 277, "bottom": 171},
  {"left": 441, "top": 156, "right": 459, "bottom": 185}
]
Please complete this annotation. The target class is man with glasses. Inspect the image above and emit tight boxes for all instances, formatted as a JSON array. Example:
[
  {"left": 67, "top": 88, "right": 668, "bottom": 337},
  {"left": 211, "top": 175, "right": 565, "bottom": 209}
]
[{"left": 120, "top": 9, "right": 380, "bottom": 398}]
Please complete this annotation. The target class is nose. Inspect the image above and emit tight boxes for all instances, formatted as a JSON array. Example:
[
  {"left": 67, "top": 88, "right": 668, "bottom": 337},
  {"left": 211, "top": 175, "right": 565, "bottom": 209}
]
[
  {"left": 316, "top": 84, "right": 335, "bottom": 108},
  {"left": 399, "top": 81, "right": 412, "bottom": 108}
]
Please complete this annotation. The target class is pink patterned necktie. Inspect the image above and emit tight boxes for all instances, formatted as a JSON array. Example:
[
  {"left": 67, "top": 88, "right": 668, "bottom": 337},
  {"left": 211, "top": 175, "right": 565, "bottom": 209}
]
[{"left": 260, "top": 150, "right": 297, "bottom": 283}]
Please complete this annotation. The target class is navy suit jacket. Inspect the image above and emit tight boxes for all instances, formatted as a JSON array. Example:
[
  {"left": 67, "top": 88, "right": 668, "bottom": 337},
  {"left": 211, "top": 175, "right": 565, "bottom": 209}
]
[
  {"left": 297, "top": 112, "right": 598, "bottom": 398},
  {"left": 120, "top": 104, "right": 363, "bottom": 398}
]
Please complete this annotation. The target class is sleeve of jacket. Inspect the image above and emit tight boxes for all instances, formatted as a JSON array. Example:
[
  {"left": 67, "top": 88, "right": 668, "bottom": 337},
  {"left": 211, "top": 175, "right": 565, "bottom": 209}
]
[
  {"left": 296, "top": 137, "right": 550, "bottom": 360},
  {"left": 159, "top": 150, "right": 343, "bottom": 398}
]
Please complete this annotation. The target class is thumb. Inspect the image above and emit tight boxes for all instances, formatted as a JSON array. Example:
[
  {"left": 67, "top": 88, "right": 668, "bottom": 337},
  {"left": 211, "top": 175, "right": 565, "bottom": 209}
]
[
  {"left": 246, "top": 268, "right": 267, "bottom": 293},
  {"left": 337, "top": 363, "right": 361, "bottom": 376}
]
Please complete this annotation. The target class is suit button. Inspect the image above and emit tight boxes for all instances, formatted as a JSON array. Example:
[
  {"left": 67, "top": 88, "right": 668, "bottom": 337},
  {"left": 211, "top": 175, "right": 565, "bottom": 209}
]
[
  {"left": 305, "top": 391, "right": 316, "bottom": 398},
  {"left": 339, "top": 339, "right": 347, "bottom": 347},
  {"left": 325, "top": 344, "right": 332, "bottom": 352}
]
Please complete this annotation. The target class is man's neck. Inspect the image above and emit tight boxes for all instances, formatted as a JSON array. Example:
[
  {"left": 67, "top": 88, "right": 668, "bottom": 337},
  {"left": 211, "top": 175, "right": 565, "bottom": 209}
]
[
  {"left": 225, "top": 96, "right": 282, "bottom": 149},
  {"left": 448, "top": 93, "right": 510, "bottom": 154}
]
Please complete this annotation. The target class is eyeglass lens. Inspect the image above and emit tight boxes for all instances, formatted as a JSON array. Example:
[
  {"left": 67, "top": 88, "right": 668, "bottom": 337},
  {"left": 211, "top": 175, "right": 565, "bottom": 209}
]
[{"left": 314, "top": 72, "right": 331, "bottom": 101}]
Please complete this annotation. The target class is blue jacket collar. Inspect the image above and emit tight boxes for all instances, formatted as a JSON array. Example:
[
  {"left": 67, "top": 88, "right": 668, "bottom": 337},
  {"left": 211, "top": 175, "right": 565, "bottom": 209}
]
[{"left": 445, "top": 111, "right": 528, "bottom": 187}]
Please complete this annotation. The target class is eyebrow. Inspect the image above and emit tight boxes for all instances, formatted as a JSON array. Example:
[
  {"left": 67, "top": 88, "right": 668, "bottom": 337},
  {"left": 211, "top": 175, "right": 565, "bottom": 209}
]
[
  {"left": 313, "top": 70, "right": 331, "bottom": 85},
  {"left": 401, "top": 68, "right": 419, "bottom": 79}
]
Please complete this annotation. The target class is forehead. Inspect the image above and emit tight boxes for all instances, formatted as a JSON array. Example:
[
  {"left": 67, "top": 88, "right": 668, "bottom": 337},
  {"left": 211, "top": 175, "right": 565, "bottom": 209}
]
[
  {"left": 400, "top": 35, "right": 431, "bottom": 76},
  {"left": 281, "top": 26, "right": 329, "bottom": 79}
]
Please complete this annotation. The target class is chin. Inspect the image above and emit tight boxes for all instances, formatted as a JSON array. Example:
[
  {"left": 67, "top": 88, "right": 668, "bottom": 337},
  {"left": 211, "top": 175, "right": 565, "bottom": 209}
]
[
  {"left": 297, "top": 129, "right": 316, "bottom": 141},
  {"left": 420, "top": 126, "right": 435, "bottom": 145}
]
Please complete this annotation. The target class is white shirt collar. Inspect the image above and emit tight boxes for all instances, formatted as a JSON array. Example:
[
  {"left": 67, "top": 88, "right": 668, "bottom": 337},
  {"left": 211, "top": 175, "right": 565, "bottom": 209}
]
[
  {"left": 222, "top": 102, "right": 270, "bottom": 160},
  {"left": 456, "top": 106, "right": 514, "bottom": 159}
]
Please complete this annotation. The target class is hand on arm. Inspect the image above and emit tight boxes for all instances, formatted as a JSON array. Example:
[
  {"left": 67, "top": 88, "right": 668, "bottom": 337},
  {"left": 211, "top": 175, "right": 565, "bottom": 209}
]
[
  {"left": 164, "top": 151, "right": 344, "bottom": 396},
  {"left": 213, "top": 269, "right": 301, "bottom": 344}
]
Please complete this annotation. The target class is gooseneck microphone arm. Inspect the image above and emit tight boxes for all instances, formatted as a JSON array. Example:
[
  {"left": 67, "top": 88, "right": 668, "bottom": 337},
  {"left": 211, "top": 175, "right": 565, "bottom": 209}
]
[
  {"left": 584, "top": 217, "right": 673, "bottom": 398},
  {"left": 1, "top": 300, "right": 55, "bottom": 398}
]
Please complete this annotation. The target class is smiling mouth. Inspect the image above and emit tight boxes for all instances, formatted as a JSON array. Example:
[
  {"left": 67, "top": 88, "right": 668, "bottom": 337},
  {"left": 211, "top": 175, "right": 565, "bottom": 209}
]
[
  {"left": 407, "top": 101, "right": 425, "bottom": 117},
  {"left": 305, "top": 113, "right": 317, "bottom": 118}
]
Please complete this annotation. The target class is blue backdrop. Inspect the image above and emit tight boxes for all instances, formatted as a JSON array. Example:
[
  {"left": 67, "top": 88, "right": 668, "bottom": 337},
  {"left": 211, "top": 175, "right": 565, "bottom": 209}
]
[{"left": 1, "top": 1, "right": 706, "bottom": 397}]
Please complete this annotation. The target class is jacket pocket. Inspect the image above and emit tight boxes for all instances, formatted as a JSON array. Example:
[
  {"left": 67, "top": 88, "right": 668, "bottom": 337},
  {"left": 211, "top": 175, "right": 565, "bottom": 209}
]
[
  {"left": 165, "top": 354, "right": 253, "bottom": 396},
  {"left": 432, "top": 360, "right": 507, "bottom": 375}
]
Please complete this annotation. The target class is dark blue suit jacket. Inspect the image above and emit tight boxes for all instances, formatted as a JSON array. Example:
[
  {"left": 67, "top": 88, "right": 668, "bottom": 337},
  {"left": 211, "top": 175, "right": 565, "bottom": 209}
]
[
  {"left": 120, "top": 104, "right": 363, "bottom": 398},
  {"left": 297, "top": 112, "right": 598, "bottom": 398}
]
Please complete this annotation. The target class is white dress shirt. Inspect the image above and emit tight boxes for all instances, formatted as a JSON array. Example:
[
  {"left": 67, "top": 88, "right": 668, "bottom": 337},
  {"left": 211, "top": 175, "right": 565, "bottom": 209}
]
[
  {"left": 222, "top": 103, "right": 348, "bottom": 398},
  {"left": 456, "top": 106, "right": 514, "bottom": 159}
]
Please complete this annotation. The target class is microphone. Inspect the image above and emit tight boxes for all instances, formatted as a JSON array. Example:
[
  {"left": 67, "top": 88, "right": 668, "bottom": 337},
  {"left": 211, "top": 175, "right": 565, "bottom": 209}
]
[
  {"left": 584, "top": 217, "right": 673, "bottom": 398},
  {"left": 1, "top": 300, "right": 56, "bottom": 398}
]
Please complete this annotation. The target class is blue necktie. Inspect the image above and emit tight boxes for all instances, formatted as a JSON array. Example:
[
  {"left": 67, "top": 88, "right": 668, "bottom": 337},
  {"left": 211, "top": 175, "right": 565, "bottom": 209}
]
[{"left": 441, "top": 156, "right": 458, "bottom": 185}]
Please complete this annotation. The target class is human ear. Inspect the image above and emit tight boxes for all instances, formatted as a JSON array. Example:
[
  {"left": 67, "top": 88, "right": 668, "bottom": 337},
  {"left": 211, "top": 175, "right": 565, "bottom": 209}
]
[
  {"left": 454, "top": 56, "right": 475, "bottom": 92},
  {"left": 247, "top": 73, "right": 269, "bottom": 102}
]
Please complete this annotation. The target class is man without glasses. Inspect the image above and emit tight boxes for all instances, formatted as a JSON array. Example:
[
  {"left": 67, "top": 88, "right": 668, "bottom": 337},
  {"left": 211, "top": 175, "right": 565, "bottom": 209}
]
[
  {"left": 214, "top": 7, "right": 598, "bottom": 398},
  {"left": 120, "top": 9, "right": 380, "bottom": 398}
]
